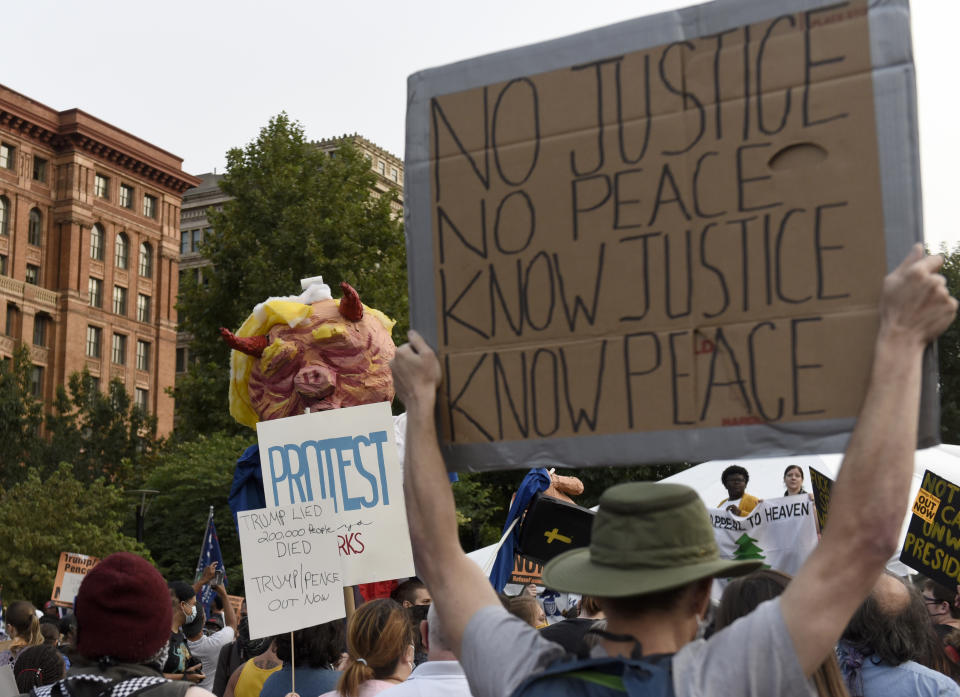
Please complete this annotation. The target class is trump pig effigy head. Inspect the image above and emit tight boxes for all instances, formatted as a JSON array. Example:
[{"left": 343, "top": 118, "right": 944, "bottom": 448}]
[{"left": 221, "top": 277, "right": 396, "bottom": 427}]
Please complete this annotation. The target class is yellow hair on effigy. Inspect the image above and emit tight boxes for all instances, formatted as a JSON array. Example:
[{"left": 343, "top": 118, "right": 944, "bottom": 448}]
[{"left": 228, "top": 299, "right": 311, "bottom": 429}]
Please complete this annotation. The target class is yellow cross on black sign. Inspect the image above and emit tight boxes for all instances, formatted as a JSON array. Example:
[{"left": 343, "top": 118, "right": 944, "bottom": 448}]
[{"left": 544, "top": 528, "right": 572, "bottom": 544}]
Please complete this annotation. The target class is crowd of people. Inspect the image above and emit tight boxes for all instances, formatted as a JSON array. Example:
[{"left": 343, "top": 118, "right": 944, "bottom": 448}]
[
  {"left": 6, "top": 562, "right": 960, "bottom": 697},
  {"left": 0, "top": 249, "right": 956, "bottom": 697}
]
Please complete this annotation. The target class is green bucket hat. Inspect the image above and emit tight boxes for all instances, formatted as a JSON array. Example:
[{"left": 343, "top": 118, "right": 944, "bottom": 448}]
[{"left": 542, "top": 482, "right": 762, "bottom": 597}]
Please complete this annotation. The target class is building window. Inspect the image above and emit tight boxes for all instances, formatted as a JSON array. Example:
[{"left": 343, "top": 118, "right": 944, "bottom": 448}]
[
  {"left": 138, "top": 242, "right": 152, "bottom": 277},
  {"left": 377, "top": 160, "right": 385, "bottom": 175},
  {"left": 176, "top": 347, "right": 187, "bottom": 373},
  {"left": 115, "top": 232, "right": 128, "bottom": 269},
  {"left": 88, "top": 277, "right": 103, "bottom": 308},
  {"left": 94, "top": 174, "right": 109, "bottom": 199},
  {"left": 111, "top": 333, "right": 126, "bottom": 365},
  {"left": 0, "top": 254, "right": 6, "bottom": 276},
  {"left": 85, "top": 325, "right": 102, "bottom": 358},
  {"left": 0, "top": 143, "right": 14, "bottom": 170},
  {"left": 181, "top": 228, "right": 203, "bottom": 254},
  {"left": 6, "top": 304, "right": 19, "bottom": 337},
  {"left": 134, "top": 387, "right": 149, "bottom": 412},
  {"left": 25, "top": 265, "right": 39, "bottom": 285},
  {"left": 28, "top": 208, "right": 42, "bottom": 246},
  {"left": 30, "top": 365, "right": 43, "bottom": 398},
  {"left": 119, "top": 184, "right": 133, "bottom": 209},
  {"left": 33, "top": 314, "right": 48, "bottom": 347},
  {"left": 90, "top": 224, "right": 105, "bottom": 261},
  {"left": 137, "top": 293, "right": 151, "bottom": 323},
  {"left": 143, "top": 194, "right": 157, "bottom": 218},
  {"left": 136, "top": 340, "right": 150, "bottom": 371},
  {"left": 112, "top": 285, "right": 127, "bottom": 316},
  {"left": 90, "top": 376, "right": 100, "bottom": 393},
  {"left": 390, "top": 167, "right": 398, "bottom": 182},
  {"left": 32, "top": 156, "right": 47, "bottom": 182},
  {"left": 0, "top": 196, "right": 8, "bottom": 235}
]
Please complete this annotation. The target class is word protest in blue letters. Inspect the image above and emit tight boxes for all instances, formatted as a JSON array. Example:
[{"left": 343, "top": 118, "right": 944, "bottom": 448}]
[{"left": 256, "top": 403, "right": 414, "bottom": 586}]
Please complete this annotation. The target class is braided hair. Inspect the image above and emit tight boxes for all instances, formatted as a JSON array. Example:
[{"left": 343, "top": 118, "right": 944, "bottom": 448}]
[{"left": 13, "top": 645, "right": 65, "bottom": 693}]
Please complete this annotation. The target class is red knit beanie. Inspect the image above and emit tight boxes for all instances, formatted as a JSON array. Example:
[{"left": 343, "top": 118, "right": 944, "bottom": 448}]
[{"left": 74, "top": 552, "right": 172, "bottom": 663}]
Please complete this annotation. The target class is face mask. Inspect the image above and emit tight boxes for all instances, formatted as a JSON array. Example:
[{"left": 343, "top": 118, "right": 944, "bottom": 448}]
[{"left": 182, "top": 602, "right": 197, "bottom": 624}]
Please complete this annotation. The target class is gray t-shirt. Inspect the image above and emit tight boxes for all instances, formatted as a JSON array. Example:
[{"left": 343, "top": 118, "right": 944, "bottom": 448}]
[{"left": 460, "top": 597, "right": 816, "bottom": 697}]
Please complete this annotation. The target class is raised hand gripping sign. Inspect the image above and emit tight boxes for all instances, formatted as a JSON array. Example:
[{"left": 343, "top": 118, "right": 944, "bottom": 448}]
[{"left": 256, "top": 402, "right": 414, "bottom": 586}]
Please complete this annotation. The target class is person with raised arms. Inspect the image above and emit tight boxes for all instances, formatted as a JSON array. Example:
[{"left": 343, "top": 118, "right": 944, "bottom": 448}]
[{"left": 390, "top": 244, "right": 957, "bottom": 697}]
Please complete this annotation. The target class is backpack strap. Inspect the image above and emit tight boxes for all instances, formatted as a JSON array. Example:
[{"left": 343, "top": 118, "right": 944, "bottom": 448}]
[{"left": 511, "top": 654, "right": 674, "bottom": 697}]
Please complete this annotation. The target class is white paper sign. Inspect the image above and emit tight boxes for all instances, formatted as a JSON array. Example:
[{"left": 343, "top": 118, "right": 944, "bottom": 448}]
[
  {"left": 257, "top": 402, "right": 415, "bottom": 585},
  {"left": 238, "top": 502, "right": 346, "bottom": 639}
]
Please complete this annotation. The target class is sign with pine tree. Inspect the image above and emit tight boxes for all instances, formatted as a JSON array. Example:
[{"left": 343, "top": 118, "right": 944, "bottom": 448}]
[{"left": 733, "top": 533, "right": 767, "bottom": 564}]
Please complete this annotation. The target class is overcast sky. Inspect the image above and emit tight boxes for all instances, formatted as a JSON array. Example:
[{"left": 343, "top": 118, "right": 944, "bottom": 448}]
[{"left": 4, "top": 0, "right": 956, "bottom": 248}]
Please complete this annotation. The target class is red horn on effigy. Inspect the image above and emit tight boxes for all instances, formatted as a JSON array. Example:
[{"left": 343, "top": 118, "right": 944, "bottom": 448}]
[
  {"left": 338, "top": 282, "right": 363, "bottom": 321},
  {"left": 220, "top": 327, "right": 269, "bottom": 357}
]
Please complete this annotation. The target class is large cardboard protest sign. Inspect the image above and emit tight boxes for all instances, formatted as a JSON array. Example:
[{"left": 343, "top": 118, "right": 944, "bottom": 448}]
[
  {"left": 405, "top": 0, "right": 931, "bottom": 470},
  {"left": 51, "top": 552, "right": 99, "bottom": 608},
  {"left": 257, "top": 402, "right": 414, "bottom": 585},
  {"left": 900, "top": 469, "right": 960, "bottom": 588},
  {"left": 709, "top": 495, "right": 818, "bottom": 594},
  {"left": 238, "top": 503, "right": 345, "bottom": 639}
]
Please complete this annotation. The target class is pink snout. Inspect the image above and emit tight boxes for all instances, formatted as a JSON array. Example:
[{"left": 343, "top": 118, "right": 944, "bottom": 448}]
[{"left": 294, "top": 364, "right": 336, "bottom": 400}]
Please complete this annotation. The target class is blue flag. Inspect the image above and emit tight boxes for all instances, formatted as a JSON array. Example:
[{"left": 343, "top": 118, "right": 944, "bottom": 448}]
[
  {"left": 229, "top": 444, "right": 266, "bottom": 531},
  {"left": 488, "top": 468, "right": 551, "bottom": 593},
  {"left": 194, "top": 507, "right": 226, "bottom": 617}
]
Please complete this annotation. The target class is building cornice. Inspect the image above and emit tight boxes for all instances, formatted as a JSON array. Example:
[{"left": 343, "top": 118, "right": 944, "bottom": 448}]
[
  {"left": 0, "top": 84, "right": 201, "bottom": 195},
  {"left": 314, "top": 133, "right": 402, "bottom": 166}
]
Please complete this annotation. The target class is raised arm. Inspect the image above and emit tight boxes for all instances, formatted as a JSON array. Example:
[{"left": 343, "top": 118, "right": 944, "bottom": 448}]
[
  {"left": 216, "top": 583, "right": 238, "bottom": 632},
  {"left": 193, "top": 563, "right": 217, "bottom": 594},
  {"left": 782, "top": 244, "right": 957, "bottom": 674},
  {"left": 391, "top": 331, "right": 501, "bottom": 656}
]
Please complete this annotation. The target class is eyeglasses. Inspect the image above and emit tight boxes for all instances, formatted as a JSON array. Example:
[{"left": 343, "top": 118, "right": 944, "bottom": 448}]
[{"left": 923, "top": 595, "right": 940, "bottom": 605}]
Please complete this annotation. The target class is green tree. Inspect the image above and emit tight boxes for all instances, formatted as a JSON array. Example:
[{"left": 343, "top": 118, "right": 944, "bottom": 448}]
[
  {"left": 42, "top": 372, "right": 159, "bottom": 486},
  {"left": 140, "top": 432, "right": 251, "bottom": 594},
  {"left": 0, "top": 348, "right": 158, "bottom": 489},
  {"left": 0, "top": 346, "right": 44, "bottom": 482},
  {"left": 174, "top": 114, "right": 407, "bottom": 439},
  {"left": 0, "top": 463, "right": 148, "bottom": 604},
  {"left": 937, "top": 244, "right": 960, "bottom": 444}
]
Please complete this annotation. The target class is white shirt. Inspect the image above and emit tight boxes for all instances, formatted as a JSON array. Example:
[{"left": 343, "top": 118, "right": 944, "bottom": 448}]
[
  {"left": 380, "top": 661, "right": 474, "bottom": 697},
  {"left": 186, "top": 626, "right": 235, "bottom": 691}
]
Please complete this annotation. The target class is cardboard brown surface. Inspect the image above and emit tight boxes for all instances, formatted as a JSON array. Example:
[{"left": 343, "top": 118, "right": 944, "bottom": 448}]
[
  {"left": 407, "top": 0, "right": 926, "bottom": 469},
  {"left": 429, "top": 2, "right": 883, "bottom": 451}
]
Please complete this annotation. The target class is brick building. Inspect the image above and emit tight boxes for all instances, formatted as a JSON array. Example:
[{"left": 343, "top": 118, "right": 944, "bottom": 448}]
[{"left": 0, "top": 84, "right": 200, "bottom": 435}]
